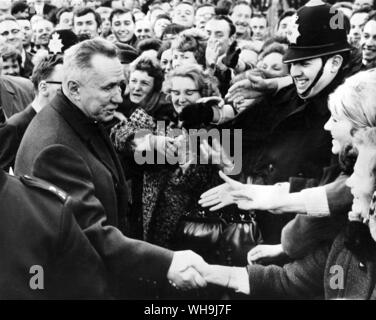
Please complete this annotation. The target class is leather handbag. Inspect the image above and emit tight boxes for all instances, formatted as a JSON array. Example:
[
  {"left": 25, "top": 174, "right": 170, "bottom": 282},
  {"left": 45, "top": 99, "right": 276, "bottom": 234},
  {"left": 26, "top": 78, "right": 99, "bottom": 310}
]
[{"left": 173, "top": 210, "right": 263, "bottom": 266}]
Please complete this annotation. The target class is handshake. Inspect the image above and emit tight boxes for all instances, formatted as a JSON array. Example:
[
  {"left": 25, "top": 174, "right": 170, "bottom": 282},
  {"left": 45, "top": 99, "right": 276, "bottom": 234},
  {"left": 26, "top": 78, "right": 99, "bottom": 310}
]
[{"left": 166, "top": 250, "right": 250, "bottom": 294}]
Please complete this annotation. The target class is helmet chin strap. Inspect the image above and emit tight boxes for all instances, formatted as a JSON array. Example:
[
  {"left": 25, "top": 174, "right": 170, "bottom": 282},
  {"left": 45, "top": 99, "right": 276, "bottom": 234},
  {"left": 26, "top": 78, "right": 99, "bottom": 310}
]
[{"left": 298, "top": 56, "right": 329, "bottom": 99}]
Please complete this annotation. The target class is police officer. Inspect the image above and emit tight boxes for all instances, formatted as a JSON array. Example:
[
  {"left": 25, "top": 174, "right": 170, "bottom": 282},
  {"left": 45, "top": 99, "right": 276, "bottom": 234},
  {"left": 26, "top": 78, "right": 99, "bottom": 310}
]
[
  {"left": 246, "top": 0, "right": 353, "bottom": 245},
  {"left": 0, "top": 169, "right": 110, "bottom": 299},
  {"left": 200, "top": 0, "right": 355, "bottom": 248}
]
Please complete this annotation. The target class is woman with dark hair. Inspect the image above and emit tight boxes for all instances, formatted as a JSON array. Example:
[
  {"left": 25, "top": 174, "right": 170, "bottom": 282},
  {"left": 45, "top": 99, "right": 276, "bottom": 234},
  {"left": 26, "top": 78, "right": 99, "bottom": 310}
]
[
  {"left": 116, "top": 54, "right": 169, "bottom": 119},
  {"left": 111, "top": 54, "right": 174, "bottom": 238}
]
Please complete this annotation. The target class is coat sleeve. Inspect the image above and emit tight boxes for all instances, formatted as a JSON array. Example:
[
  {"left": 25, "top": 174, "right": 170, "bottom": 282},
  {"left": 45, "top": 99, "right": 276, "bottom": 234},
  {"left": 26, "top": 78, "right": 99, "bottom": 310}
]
[
  {"left": 325, "top": 174, "right": 352, "bottom": 218},
  {"left": 0, "top": 107, "right": 36, "bottom": 171},
  {"left": 246, "top": 243, "right": 330, "bottom": 299},
  {"left": 50, "top": 196, "right": 111, "bottom": 299},
  {"left": 31, "top": 144, "right": 174, "bottom": 288},
  {"left": 0, "top": 123, "right": 18, "bottom": 171}
]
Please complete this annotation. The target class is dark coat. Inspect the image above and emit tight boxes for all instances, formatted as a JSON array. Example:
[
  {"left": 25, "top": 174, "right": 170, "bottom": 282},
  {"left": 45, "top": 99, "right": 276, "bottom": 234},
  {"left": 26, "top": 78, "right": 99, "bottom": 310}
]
[
  {"left": 282, "top": 164, "right": 352, "bottom": 259},
  {"left": 246, "top": 230, "right": 376, "bottom": 300},
  {"left": 0, "top": 105, "right": 36, "bottom": 171},
  {"left": 0, "top": 170, "right": 110, "bottom": 299},
  {"left": 15, "top": 91, "right": 173, "bottom": 298},
  {"left": 0, "top": 75, "right": 34, "bottom": 120},
  {"left": 231, "top": 79, "right": 341, "bottom": 244}
]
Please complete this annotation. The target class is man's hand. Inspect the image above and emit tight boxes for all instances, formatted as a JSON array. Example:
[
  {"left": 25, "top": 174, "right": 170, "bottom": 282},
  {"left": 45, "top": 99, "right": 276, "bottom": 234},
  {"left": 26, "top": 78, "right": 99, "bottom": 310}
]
[
  {"left": 225, "top": 71, "right": 278, "bottom": 102},
  {"left": 206, "top": 40, "right": 221, "bottom": 67},
  {"left": 222, "top": 41, "right": 241, "bottom": 69},
  {"left": 167, "top": 250, "right": 208, "bottom": 290},
  {"left": 199, "top": 170, "right": 244, "bottom": 211}
]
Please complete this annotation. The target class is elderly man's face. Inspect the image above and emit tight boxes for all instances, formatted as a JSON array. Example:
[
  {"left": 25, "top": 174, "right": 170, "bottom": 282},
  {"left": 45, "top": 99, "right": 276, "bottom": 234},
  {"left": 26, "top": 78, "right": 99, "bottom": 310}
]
[
  {"left": 77, "top": 54, "right": 124, "bottom": 122},
  {"left": 74, "top": 12, "right": 99, "bottom": 38},
  {"left": 34, "top": 20, "right": 53, "bottom": 46},
  {"left": 135, "top": 19, "right": 153, "bottom": 40},
  {"left": 0, "top": 20, "right": 23, "bottom": 51}
]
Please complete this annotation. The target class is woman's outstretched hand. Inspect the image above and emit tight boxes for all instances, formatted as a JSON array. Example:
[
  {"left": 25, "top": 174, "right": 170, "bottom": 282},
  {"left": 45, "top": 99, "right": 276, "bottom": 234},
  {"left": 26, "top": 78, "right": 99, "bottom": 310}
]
[{"left": 199, "top": 170, "right": 244, "bottom": 211}]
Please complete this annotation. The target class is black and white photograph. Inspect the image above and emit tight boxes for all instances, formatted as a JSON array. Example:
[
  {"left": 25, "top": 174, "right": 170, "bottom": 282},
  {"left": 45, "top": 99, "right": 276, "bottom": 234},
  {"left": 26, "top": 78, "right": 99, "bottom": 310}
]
[{"left": 0, "top": 0, "right": 376, "bottom": 305}]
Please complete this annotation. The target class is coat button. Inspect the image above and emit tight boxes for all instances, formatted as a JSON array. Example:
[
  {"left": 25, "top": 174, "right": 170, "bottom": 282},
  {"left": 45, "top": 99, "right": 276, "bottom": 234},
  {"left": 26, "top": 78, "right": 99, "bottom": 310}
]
[{"left": 268, "top": 164, "right": 274, "bottom": 172}]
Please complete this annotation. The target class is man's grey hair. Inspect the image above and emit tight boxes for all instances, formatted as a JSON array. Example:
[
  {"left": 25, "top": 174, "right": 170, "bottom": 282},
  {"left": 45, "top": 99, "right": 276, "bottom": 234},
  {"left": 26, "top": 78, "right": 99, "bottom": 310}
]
[{"left": 62, "top": 38, "right": 118, "bottom": 85}]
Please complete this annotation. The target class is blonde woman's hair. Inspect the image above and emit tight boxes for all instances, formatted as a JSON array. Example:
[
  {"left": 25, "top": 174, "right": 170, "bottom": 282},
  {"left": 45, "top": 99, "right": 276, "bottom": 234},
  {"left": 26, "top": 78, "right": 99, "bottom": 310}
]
[
  {"left": 163, "top": 63, "right": 220, "bottom": 98},
  {"left": 329, "top": 69, "right": 376, "bottom": 133}
]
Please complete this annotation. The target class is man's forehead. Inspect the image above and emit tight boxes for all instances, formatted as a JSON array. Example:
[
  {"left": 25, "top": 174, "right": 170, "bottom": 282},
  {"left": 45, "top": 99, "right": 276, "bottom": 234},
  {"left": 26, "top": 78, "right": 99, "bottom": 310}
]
[
  {"left": 251, "top": 17, "right": 267, "bottom": 25},
  {"left": 197, "top": 6, "right": 214, "bottom": 13},
  {"left": 17, "top": 19, "right": 31, "bottom": 26},
  {"left": 233, "top": 4, "right": 252, "bottom": 14},
  {"left": 75, "top": 13, "right": 96, "bottom": 22},
  {"left": 175, "top": 3, "right": 194, "bottom": 12},
  {"left": 206, "top": 19, "right": 229, "bottom": 32},
  {"left": 113, "top": 12, "right": 133, "bottom": 22},
  {"left": 0, "top": 20, "right": 20, "bottom": 30},
  {"left": 90, "top": 55, "right": 124, "bottom": 78}
]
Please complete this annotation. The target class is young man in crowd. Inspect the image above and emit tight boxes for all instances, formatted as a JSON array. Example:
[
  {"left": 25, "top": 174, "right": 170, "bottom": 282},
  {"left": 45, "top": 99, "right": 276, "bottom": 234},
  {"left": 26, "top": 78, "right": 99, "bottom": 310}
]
[
  {"left": 73, "top": 7, "right": 101, "bottom": 39},
  {"left": 171, "top": 1, "right": 195, "bottom": 28},
  {"left": 110, "top": 8, "right": 137, "bottom": 47}
]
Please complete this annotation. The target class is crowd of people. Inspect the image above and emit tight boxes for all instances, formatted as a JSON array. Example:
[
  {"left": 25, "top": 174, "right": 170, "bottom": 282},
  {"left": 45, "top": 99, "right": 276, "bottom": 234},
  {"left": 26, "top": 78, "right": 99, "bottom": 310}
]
[{"left": 0, "top": 0, "right": 376, "bottom": 300}]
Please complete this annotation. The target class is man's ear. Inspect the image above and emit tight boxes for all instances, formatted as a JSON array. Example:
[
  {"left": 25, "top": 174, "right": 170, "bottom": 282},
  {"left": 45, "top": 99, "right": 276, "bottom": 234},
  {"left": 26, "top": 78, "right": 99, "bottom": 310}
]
[
  {"left": 66, "top": 80, "right": 80, "bottom": 101},
  {"left": 330, "top": 54, "right": 344, "bottom": 73},
  {"left": 38, "top": 80, "right": 48, "bottom": 97}
]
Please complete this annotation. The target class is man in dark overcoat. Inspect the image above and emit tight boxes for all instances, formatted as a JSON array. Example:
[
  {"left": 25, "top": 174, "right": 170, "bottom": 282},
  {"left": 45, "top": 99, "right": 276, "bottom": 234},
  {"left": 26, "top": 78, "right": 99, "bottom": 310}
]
[{"left": 15, "top": 38, "right": 208, "bottom": 298}]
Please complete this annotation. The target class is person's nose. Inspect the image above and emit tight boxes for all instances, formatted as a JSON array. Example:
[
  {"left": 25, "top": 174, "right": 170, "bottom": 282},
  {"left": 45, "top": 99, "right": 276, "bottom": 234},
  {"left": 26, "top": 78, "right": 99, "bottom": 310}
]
[
  {"left": 324, "top": 117, "right": 332, "bottom": 131},
  {"left": 178, "top": 94, "right": 187, "bottom": 104},
  {"left": 112, "top": 86, "right": 123, "bottom": 104},
  {"left": 346, "top": 175, "right": 354, "bottom": 188},
  {"left": 289, "top": 63, "right": 302, "bottom": 77},
  {"left": 134, "top": 81, "right": 142, "bottom": 91}
]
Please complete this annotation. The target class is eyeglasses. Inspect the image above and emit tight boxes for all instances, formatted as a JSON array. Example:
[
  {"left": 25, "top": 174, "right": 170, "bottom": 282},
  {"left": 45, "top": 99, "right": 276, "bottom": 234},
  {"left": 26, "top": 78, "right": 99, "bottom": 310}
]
[
  {"left": 45, "top": 81, "right": 62, "bottom": 85},
  {"left": 0, "top": 29, "right": 21, "bottom": 37}
]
